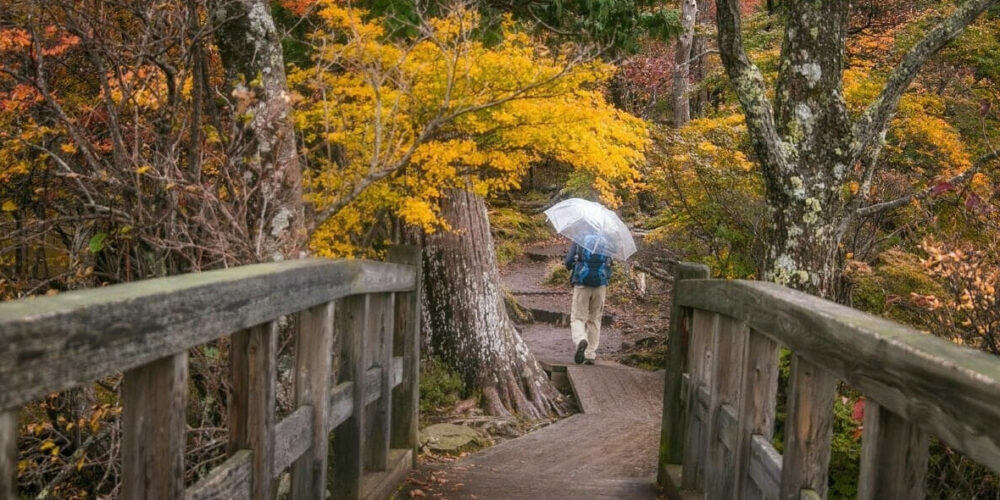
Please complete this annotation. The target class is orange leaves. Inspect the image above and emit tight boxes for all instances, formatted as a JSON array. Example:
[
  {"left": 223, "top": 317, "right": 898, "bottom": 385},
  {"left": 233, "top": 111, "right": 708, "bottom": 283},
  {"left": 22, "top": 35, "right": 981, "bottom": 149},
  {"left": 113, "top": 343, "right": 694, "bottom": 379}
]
[
  {"left": 279, "top": 0, "right": 321, "bottom": 16},
  {"left": 0, "top": 28, "right": 31, "bottom": 52}
]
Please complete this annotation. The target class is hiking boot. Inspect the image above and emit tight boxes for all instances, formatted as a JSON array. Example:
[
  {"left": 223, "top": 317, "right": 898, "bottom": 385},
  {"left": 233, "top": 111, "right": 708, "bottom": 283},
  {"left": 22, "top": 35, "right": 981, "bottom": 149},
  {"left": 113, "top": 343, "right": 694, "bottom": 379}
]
[
  {"left": 583, "top": 359, "right": 595, "bottom": 365},
  {"left": 574, "top": 340, "right": 588, "bottom": 364}
]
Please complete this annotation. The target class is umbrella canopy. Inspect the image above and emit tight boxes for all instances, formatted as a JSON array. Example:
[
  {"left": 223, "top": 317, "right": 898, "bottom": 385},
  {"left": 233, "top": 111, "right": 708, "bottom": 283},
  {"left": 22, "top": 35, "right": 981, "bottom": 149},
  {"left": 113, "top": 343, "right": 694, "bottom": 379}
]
[{"left": 544, "top": 198, "right": 637, "bottom": 261}]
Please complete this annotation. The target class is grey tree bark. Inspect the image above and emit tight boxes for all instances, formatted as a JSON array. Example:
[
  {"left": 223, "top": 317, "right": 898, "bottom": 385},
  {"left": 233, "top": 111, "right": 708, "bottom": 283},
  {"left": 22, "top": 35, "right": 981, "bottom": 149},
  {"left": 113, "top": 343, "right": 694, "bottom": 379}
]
[
  {"left": 672, "top": 0, "right": 699, "bottom": 126},
  {"left": 213, "top": 0, "right": 305, "bottom": 261},
  {"left": 688, "top": 0, "right": 712, "bottom": 118},
  {"left": 714, "top": 0, "right": 998, "bottom": 298},
  {"left": 422, "top": 188, "right": 570, "bottom": 418}
]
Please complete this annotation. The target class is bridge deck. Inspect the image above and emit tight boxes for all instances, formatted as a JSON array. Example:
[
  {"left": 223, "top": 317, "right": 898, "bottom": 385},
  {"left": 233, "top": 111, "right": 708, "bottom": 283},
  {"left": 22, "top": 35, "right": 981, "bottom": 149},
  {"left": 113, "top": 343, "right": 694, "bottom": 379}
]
[{"left": 411, "top": 361, "right": 665, "bottom": 499}]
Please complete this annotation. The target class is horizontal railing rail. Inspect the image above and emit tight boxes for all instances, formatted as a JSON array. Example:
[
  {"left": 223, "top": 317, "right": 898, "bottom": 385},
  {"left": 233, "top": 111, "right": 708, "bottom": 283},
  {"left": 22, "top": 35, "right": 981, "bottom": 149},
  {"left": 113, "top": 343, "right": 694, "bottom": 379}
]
[
  {"left": 658, "top": 265, "right": 1000, "bottom": 500},
  {"left": 0, "top": 250, "right": 422, "bottom": 500}
]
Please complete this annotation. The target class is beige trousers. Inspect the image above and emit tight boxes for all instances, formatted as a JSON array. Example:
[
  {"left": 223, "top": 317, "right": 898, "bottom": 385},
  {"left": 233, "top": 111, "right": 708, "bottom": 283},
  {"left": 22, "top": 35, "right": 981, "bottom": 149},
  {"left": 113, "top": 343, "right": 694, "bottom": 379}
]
[{"left": 570, "top": 285, "right": 607, "bottom": 360}]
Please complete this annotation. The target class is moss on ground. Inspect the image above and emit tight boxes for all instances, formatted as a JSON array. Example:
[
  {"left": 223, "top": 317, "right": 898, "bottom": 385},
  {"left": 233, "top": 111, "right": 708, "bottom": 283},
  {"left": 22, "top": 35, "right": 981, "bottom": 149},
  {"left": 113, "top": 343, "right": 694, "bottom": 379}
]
[
  {"left": 419, "top": 357, "right": 466, "bottom": 417},
  {"left": 490, "top": 207, "right": 551, "bottom": 266},
  {"left": 847, "top": 249, "right": 945, "bottom": 329},
  {"left": 543, "top": 263, "right": 571, "bottom": 285}
]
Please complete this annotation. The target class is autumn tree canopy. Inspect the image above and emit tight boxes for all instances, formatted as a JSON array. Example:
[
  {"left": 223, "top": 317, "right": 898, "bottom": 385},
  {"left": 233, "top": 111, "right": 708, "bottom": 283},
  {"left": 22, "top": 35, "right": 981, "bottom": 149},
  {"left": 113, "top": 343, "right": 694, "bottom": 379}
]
[{"left": 290, "top": 3, "right": 648, "bottom": 256}]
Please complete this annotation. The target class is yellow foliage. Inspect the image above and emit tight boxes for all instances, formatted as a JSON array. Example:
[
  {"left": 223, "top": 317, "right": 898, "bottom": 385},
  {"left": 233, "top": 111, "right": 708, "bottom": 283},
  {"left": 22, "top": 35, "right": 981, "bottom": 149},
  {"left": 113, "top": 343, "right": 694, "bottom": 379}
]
[
  {"left": 291, "top": 3, "right": 647, "bottom": 256},
  {"left": 842, "top": 68, "right": 972, "bottom": 181},
  {"left": 645, "top": 115, "right": 764, "bottom": 278}
]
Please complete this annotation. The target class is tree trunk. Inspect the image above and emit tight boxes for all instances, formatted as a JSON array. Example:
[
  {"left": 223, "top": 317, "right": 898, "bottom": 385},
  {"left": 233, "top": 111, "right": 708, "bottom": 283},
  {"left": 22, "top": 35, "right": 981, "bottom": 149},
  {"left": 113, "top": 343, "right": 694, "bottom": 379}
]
[
  {"left": 422, "top": 189, "right": 570, "bottom": 418},
  {"left": 213, "top": 0, "right": 305, "bottom": 261},
  {"left": 688, "top": 0, "right": 711, "bottom": 118},
  {"left": 672, "top": 0, "right": 698, "bottom": 126},
  {"left": 713, "top": 0, "right": 997, "bottom": 299}
]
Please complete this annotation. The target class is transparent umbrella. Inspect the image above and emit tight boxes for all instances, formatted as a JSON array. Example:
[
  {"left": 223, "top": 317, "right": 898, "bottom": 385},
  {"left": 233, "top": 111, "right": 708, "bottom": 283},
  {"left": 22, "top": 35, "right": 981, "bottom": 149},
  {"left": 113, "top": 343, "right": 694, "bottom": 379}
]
[{"left": 544, "top": 198, "right": 637, "bottom": 261}]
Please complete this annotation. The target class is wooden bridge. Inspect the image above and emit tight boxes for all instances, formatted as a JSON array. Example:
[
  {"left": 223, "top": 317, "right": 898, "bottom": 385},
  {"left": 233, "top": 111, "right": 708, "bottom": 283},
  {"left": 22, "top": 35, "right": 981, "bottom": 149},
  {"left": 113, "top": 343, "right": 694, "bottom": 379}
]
[{"left": 2, "top": 254, "right": 1000, "bottom": 499}]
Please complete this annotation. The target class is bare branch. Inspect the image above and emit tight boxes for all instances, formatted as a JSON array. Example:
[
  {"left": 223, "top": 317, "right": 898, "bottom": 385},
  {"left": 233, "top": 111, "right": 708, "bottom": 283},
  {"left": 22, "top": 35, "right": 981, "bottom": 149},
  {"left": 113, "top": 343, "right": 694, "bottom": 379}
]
[{"left": 856, "top": 150, "right": 999, "bottom": 217}]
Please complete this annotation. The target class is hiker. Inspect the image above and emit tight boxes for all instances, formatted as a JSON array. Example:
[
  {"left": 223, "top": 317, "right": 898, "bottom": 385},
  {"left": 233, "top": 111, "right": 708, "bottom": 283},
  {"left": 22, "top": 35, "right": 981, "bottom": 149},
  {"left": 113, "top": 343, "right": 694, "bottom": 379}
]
[{"left": 563, "top": 234, "right": 612, "bottom": 365}]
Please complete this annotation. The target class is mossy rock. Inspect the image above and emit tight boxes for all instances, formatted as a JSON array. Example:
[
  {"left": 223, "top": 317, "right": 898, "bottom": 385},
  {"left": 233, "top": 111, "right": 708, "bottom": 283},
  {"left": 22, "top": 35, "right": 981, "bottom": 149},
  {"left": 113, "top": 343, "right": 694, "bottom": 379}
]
[{"left": 418, "top": 423, "right": 483, "bottom": 452}]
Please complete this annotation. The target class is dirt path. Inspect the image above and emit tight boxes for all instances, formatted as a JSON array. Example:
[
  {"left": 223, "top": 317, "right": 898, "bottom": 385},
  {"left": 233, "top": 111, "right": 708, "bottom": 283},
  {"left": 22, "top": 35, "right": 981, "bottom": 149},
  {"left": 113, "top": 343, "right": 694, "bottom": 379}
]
[
  {"left": 500, "top": 240, "right": 624, "bottom": 365},
  {"left": 401, "top": 240, "right": 668, "bottom": 499}
]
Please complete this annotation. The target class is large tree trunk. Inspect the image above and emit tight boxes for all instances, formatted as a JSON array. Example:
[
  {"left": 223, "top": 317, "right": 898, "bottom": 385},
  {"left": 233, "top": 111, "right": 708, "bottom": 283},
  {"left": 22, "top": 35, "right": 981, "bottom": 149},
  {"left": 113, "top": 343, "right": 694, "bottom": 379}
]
[
  {"left": 213, "top": 0, "right": 305, "bottom": 261},
  {"left": 713, "top": 0, "right": 997, "bottom": 298},
  {"left": 422, "top": 189, "right": 570, "bottom": 418}
]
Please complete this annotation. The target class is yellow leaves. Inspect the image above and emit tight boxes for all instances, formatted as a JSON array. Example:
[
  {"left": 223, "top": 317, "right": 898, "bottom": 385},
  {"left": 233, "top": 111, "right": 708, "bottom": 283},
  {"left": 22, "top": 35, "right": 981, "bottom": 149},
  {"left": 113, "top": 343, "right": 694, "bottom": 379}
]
[
  {"left": 398, "top": 198, "right": 440, "bottom": 231},
  {"left": 135, "top": 165, "right": 152, "bottom": 175},
  {"left": 2, "top": 200, "right": 16, "bottom": 212},
  {"left": 295, "top": 6, "right": 647, "bottom": 256},
  {"left": 59, "top": 143, "right": 77, "bottom": 154}
]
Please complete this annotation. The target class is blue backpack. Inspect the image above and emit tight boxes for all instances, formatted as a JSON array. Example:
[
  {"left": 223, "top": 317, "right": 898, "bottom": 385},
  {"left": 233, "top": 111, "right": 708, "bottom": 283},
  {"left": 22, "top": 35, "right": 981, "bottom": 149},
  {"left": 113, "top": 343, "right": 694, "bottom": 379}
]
[{"left": 570, "top": 235, "right": 612, "bottom": 287}]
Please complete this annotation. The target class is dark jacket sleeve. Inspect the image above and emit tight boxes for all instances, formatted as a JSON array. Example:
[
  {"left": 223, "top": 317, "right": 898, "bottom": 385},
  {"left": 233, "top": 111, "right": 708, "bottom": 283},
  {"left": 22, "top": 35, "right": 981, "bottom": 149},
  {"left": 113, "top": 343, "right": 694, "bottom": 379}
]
[{"left": 563, "top": 243, "right": 578, "bottom": 270}]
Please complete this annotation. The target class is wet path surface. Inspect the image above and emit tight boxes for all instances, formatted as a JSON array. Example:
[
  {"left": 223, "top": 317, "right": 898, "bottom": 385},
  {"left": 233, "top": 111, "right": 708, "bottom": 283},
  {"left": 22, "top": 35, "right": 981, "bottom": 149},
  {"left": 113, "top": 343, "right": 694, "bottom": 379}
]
[{"left": 406, "top": 241, "right": 666, "bottom": 499}]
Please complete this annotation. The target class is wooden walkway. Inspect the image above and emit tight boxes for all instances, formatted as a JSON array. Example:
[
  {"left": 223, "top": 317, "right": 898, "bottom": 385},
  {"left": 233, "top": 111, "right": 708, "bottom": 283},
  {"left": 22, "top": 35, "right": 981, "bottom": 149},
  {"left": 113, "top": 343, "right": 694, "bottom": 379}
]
[
  {"left": 414, "top": 362, "right": 665, "bottom": 499},
  {"left": 401, "top": 240, "right": 667, "bottom": 499}
]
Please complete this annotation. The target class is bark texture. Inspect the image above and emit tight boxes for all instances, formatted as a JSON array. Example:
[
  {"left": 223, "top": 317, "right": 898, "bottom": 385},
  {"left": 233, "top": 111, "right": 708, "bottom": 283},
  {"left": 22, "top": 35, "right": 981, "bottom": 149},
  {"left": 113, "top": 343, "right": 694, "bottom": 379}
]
[
  {"left": 423, "top": 189, "right": 570, "bottom": 418},
  {"left": 672, "top": 0, "right": 698, "bottom": 126},
  {"left": 213, "top": 0, "right": 305, "bottom": 261},
  {"left": 714, "top": 0, "right": 998, "bottom": 298}
]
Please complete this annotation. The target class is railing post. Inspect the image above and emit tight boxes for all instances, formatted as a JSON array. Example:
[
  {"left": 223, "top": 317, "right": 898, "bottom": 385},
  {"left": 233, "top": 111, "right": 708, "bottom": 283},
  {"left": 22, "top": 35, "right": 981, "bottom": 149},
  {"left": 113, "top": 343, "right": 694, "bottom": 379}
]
[
  {"left": 736, "top": 329, "right": 780, "bottom": 498},
  {"left": 389, "top": 246, "right": 422, "bottom": 465},
  {"left": 122, "top": 352, "right": 188, "bottom": 500},
  {"left": 366, "top": 293, "right": 394, "bottom": 472},
  {"left": 681, "top": 309, "right": 719, "bottom": 491},
  {"left": 858, "top": 401, "right": 929, "bottom": 500},
  {"left": 291, "top": 301, "right": 336, "bottom": 499},
  {"left": 658, "top": 262, "right": 710, "bottom": 489},
  {"left": 331, "top": 295, "right": 368, "bottom": 500},
  {"left": 779, "top": 355, "right": 835, "bottom": 500},
  {"left": 705, "top": 316, "right": 749, "bottom": 499},
  {"left": 229, "top": 321, "right": 278, "bottom": 500},
  {"left": 1, "top": 410, "right": 18, "bottom": 498}
]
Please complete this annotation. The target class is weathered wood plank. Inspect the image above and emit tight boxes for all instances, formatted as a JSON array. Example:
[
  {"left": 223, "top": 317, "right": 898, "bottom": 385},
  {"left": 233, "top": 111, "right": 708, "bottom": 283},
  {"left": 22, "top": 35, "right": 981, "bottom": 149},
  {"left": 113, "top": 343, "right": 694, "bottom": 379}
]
[
  {"left": 328, "top": 381, "right": 354, "bottom": 432},
  {"left": 748, "top": 434, "right": 781, "bottom": 500},
  {"left": 291, "top": 301, "right": 335, "bottom": 499},
  {"left": 331, "top": 295, "right": 368, "bottom": 500},
  {"left": 185, "top": 449, "right": 252, "bottom": 500},
  {"left": 858, "top": 401, "right": 929, "bottom": 500},
  {"left": 0, "top": 259, "right": 415, "bottom": 409},
  {"left": 676, "top": 279, "right": 1000, "bottom": 471},
  {"left": 705, "top": 315, "right": 748, "bottom": 500},
  {"left": 366, "top": 294, "right": 394, "bottom": 472},
  {"left": 389, "top": 243, "right": 422, "bottom": 467},
  {"left": 1, "top": 410, "right": 17, "bottom": 499},
  {"left": 326, "top": 361, "right": 403, "bottom": 433},
  {"left": 779, "top": 356, "right": 835, "bottom": 500},
  {"left": 717, "top": 403, "right": 738, "bottom": 451},
  {"left": 274, "top": 405, "right": 313, "bottom": 477},
  {"left": 681, "top": 309, "right": 718, "bottom": 491},
  {"left": 122, "top": 352, "right": 187, "bottom": 500},
  {"left": 360, "top": 449, "right": 413, "bottom": 500},
  {"left": 659, "top": 262, "right": 710, "bottom": 487},
  {"left": 738, "top": 330, "right": 780, "bottom": 499},
  {"left": 228, "top": 322, "right": 277, "bottom": 500}
]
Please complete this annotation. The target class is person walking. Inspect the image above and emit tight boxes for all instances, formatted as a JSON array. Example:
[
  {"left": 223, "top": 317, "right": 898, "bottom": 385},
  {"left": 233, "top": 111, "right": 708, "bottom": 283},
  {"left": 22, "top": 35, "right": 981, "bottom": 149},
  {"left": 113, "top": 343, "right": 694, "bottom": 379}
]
[{"left": 563, "top": 233, "right": 612, "bottom": 365}]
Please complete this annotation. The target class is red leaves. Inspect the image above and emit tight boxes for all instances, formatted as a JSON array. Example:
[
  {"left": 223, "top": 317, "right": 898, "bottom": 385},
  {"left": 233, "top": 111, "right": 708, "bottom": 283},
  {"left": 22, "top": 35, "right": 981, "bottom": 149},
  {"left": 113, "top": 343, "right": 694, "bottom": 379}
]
[
  {"left": 931, "top": 181, "right": 954, "bottom": 196},
  {"left": 852, "top": 398, "right": 865, "bottom": 422}
]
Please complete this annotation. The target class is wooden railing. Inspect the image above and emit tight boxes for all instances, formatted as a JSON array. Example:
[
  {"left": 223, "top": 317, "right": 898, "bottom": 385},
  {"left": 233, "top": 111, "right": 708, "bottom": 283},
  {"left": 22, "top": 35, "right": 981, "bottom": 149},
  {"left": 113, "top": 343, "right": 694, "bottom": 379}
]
[
  {"left": 657, "top": 263, "right": 1000, "bottom": 500},
  {"left": 0, "top": 247, "right": 422, "bottom": 500}
]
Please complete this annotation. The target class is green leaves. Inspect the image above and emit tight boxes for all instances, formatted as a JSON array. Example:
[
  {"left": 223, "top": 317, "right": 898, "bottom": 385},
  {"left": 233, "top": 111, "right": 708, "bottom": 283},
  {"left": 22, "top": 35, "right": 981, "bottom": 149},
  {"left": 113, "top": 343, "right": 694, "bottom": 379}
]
[{"left": 88, "top": 232, "right": 106, "bottom": 253}]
